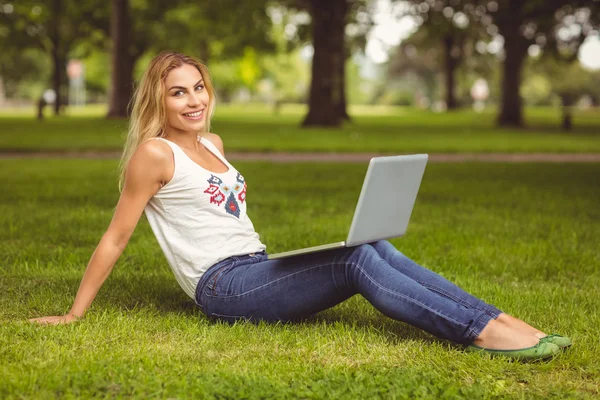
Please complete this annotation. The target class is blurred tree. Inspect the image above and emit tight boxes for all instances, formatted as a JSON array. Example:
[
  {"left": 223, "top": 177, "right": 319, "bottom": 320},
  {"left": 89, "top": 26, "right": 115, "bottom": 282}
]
[
  {"left": 529, "top": 57, "right": 599, "bottom": 130},
  {"left": 387, "top": 23, "right": 497, "bottom": 109},
  {"left": 402, "top": 0, "right": 491, "bottom": 110},
  {"left": 387, "top": 32, "right": 440, "bottom": 107},
  {"left": 161, "top": 0, "right": 274, "bottom": 62},
  {"left": 399, "top": 0, "right": 600, "bottom": 127},
  {"left": 480, "top": 0, "right": 600, "bottom": 127},
  {"left": 0, "top": 0, "right": 107, "bottom": 115},
  {"left": 292, "top": 0, "right": 349, "bottom": 126},
  {"left": 107, "top": 0, "right": 274, "bottom": 117},
  {"left": 107, "top": 0, "right": 130, "bottom": 118},
  {"left": 0, "top": 47, "right": 50, "bottom": 99},
  {"left": 260, "top": 49, "right": 310, "bottom": 109},
  {"left": 283, "top": 0, "right": 373, "bottom": 127},
  {"left": 257, "top": 5, "right": 311, "bottom": 111}
]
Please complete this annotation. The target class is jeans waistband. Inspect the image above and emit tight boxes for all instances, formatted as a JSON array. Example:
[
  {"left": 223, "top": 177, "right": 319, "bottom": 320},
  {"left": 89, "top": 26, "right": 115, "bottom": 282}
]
[{"left": 228, "top": 250, "right": 267, "bottom": 262}]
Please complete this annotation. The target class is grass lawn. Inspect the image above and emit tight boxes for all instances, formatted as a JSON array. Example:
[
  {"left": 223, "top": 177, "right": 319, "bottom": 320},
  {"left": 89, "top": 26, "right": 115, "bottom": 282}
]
[
  {"left": 0, "top": 104, "right": 599, "bottom": 153},
  {"left": 1, "top": 159, "right": 599, "bottom": 398}
]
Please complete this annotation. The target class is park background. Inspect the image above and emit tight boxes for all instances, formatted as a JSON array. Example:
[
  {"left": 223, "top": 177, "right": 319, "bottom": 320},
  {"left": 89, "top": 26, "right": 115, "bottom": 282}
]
[{"left": 1, "top": 0, "right": 600, "bottom": 398}]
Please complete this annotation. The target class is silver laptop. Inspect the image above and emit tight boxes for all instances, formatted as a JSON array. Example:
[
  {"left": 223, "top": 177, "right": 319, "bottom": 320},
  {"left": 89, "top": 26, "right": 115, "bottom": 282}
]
[{"left": 268, "top": 154, "right": 428, "bottom": 260}]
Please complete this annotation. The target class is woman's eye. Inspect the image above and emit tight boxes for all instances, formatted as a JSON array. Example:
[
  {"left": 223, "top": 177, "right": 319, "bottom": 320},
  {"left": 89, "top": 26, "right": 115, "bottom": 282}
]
[
  {"left": 195, "top": 85, "right": 204, "bottom": 91},
  {"left": 174, "top": 90, "right": 184, "bottom": 96}
]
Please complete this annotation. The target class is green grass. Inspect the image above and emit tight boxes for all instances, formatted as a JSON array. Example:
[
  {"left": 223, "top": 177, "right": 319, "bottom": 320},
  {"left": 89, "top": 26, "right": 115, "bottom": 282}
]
[
  {"left": 1, "top": 103, "right": 599, "bottom": 153},
  {"left": 1, "top": 159, "right": 599, "bottom": 398}
]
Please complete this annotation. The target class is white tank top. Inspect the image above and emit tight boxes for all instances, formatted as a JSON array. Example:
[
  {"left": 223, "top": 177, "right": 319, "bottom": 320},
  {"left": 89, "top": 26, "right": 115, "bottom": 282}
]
[{"left": 144, "top": 136, "right": 266, "bottom": 299}]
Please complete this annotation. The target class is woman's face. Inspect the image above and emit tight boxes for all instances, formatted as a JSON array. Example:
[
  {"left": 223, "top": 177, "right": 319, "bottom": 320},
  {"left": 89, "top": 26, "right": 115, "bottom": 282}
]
[{"left": 163, "top": 63, "right": 210, "bottom": 135}]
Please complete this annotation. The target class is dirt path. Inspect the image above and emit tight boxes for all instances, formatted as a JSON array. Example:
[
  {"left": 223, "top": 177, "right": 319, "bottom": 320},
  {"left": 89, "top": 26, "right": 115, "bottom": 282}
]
[{"left": 1, "top": 151, "right": 600, "bottom": 163}]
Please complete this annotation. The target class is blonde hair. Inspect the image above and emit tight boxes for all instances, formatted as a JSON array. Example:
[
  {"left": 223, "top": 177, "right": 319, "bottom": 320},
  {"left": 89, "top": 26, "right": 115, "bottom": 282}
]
[{"left": 118, "top": 51, "right": 216, "bottom": 190}]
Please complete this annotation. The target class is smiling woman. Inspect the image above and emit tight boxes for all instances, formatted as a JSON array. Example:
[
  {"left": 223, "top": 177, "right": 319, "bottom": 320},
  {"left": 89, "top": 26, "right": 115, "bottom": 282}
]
[
  {"left": 29, "top": 51, "right": 571, "bottom": 361},
  {"left": 118, "top": 52, "right": 217, "bottom": 190},
  {"left": 165, "top": 67, "right": 208, "bottom": 130}
]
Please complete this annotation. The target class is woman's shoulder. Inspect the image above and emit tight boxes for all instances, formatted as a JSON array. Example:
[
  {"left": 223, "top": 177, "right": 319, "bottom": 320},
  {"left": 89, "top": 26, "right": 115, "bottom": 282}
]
[
  {"left": 134, "top": 138, "right": 173, "bottom": 163},
  {"left": 126, "top": 139, "right": 174, "bottom": 187},
  {"left": 127, "top": 139, "right": 173, "bottom": 176}
]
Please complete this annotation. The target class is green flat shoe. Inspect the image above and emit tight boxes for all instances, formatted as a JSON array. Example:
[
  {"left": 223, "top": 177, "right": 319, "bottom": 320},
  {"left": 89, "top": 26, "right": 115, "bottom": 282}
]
[
  {"left": 465, "top": 341, "right": 560, "bottom": 361},
  {"left": 539, "top": 334, "right": 572, "bottom": 349}
]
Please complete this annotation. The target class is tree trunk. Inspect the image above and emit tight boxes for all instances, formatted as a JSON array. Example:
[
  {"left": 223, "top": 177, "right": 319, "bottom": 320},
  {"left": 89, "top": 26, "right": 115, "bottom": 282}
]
[
  {"left": 561, "top": 95, "right": 573, "bottom": 131},
  {"left": 302, "top": 0, "right": 347, "bottom": 127},
  {"left": 51, "top": 45, "right": 65, "bottom": 115},
  {"left": 497, "top": 21, "right": 528, "bottom": 127},
  {"left": 50, "top": 0, "right": 63, "bottom": 116},
  {"left": 107, "top": 0, "right": 134, "bottom": 118},
  {"left": 198, "top": 39, "right": 210, "bottom": 64},
  {"left": 334, "top": 46, "right": 350, "bottom": 120},
  {"left": 443, "top": 34, "right": 458, "bottom": 110}
]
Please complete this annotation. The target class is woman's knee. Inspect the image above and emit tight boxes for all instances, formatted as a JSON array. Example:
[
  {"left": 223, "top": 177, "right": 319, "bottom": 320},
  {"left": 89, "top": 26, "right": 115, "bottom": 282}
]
[
  {"left": 370, "top": 240, "right": 403, "bottom": 257},
  {"left": 344, "top": 243, "right": 382, "bottom": 266}
]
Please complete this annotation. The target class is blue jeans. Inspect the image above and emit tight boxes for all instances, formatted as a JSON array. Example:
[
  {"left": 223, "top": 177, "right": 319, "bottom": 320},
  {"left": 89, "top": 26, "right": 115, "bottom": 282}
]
[{"left": 195, "top": 241, "right": 501, "bottom": 345}]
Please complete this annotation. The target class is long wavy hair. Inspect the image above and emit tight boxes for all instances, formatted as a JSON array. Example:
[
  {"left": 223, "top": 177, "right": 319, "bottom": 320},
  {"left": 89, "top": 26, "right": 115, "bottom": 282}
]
[{"left": 118, "top": 51, "right": 216, "bottom": 190}]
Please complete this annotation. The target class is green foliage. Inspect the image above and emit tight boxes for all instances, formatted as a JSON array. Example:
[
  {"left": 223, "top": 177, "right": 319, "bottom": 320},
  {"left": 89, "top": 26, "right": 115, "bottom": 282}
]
[
  {"left": 345, "top": 56, "right": 380, "bottom": 105},
  {"left": 259, "top": 49, "right": 310, "bottom": 103},
  {"left": 0, "top": 47, "right": 50, "bottom": 98},
  {"left": 0, "top": 0, "right": 108, "bottom": 102},
  {"left": 207, "top": 59, "right": 244, "bottom": 102},
  {"left": 156, "top": 0, "right": 274, "bottom": 60},
  {"left": 524, "top": 57, "right": 600, "bottom": 107},
  {"left": 521, "top": 74, "right": 553, "bottom": 106},
  {"left": 1, "top": 160, "right": 599, "bottom": 398},
  {"left": 80, "top": 48, "right": 109, "bottom": 96},
  {"left": 238, "top": 47, "right": 261, "bottom": 88}
]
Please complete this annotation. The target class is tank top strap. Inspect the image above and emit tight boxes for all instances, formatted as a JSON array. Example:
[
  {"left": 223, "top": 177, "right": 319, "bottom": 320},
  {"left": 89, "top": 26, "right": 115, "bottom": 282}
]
[{"left": 199, "top": 136, "right": 229, "bottom": 165}]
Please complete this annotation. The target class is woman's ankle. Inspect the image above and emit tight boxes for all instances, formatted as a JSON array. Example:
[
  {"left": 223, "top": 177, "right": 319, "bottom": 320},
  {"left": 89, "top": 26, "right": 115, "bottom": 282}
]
[
  {"left": 496, "top": 313, "right": 546, "bottom": 337},
  {"left": 474, "top": 319, "right": 539, "bottom": 350}
]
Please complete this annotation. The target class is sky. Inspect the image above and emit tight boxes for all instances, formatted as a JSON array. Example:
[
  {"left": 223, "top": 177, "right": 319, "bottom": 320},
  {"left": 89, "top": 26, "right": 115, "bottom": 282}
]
[{"left": 365, "top": 0, "right": 600, "bottom": 70}]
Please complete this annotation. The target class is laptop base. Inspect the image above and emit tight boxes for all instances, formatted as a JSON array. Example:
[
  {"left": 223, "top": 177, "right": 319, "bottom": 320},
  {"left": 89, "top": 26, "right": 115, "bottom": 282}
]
[{"left": 268, "top": 241, "right": 346, "bottom": 260}]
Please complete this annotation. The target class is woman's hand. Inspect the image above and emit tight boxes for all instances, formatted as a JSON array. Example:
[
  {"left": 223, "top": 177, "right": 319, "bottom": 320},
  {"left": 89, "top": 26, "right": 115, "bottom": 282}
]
[{"left": 29, "top": 314, "right": 79, "bottom": 325}]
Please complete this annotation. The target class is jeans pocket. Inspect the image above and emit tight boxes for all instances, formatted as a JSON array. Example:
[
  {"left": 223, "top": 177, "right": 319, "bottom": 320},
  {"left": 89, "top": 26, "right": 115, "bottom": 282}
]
[{"left": 206, "top": 261, "right": 236, "bottom": 293}]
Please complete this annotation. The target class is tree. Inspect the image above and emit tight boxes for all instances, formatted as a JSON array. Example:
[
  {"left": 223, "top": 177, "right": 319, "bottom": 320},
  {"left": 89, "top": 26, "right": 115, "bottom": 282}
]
[
  {"left": 403, "top": 1, "right": 491, "bottom": 110},
  {"left": 401, "top": 1, "right": 600, "bottom": 127},
  {"left": 1, "top": 0, "right": 107, "bottom": 115},
  {"left": 300, "top": 0, "right": 348, "bottom": 126},
  {"left": 481, "top": 0, "right": 600, "bottom": 127},
  {"left": 106, "top": 0, "right": 183, "bottom": 118},
  {"left": 283, "top": 0, "right": 373, "bottom": 127},
  {"left": 387, "top": 32, "right": 441, "bottom": 107},
  {"left": 106, "top": 0, "right": 275, "bottom": 118},
  {"left": 529, "top": 57, "right": 599, "bottom": 130},
  {"left": 107, "top": 0, "right": 131, "bottom": 118},
  {"left": 0, "top": 7, "right": 50, "bottom": 99}
]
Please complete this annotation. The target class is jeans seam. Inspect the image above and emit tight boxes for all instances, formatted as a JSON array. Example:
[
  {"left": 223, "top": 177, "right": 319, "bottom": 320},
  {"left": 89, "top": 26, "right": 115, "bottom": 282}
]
[
  {"left": 203, "top": 261, "right": 340, "bottom": 299},
  {"left": 349, "top": 261, "right": 468, "bottom": 328},
  {"left": 207, "top": 260, "right": 237, "bottom": 291},
  {"left": 417, "top": 281, "right": 479, "bottom": 310}
]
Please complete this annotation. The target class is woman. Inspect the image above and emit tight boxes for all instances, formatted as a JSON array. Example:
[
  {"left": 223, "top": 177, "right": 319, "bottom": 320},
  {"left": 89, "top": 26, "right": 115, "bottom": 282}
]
[{"left": 31, "top": 52, "right": 570, "bottom": 360}]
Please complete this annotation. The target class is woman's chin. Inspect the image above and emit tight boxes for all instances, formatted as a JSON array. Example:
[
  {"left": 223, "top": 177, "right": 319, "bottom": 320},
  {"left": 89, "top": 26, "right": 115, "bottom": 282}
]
[{"left": 176, "top": 121, "right": 205, "bottom": 132}]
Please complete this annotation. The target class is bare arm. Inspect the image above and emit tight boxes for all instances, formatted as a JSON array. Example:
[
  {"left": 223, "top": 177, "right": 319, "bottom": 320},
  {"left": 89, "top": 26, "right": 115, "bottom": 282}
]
[{"left": 30, "top": 140, "right": 173, "bottom": 325}]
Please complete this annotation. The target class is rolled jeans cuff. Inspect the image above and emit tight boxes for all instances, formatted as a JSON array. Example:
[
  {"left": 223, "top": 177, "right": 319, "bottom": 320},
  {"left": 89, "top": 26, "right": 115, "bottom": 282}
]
[
  {"left": 462, "top": 312, "right": 495, "bottom": 345},
  {"left": 485, "top": 306, "right": 502, "bottom": 319}
]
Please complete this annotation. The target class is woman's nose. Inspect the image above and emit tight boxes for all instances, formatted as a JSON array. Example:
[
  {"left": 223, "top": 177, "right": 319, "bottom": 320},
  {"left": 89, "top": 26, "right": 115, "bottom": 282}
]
[{"left": 188, "top": 92, "right": 201, "bottom": 106}]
